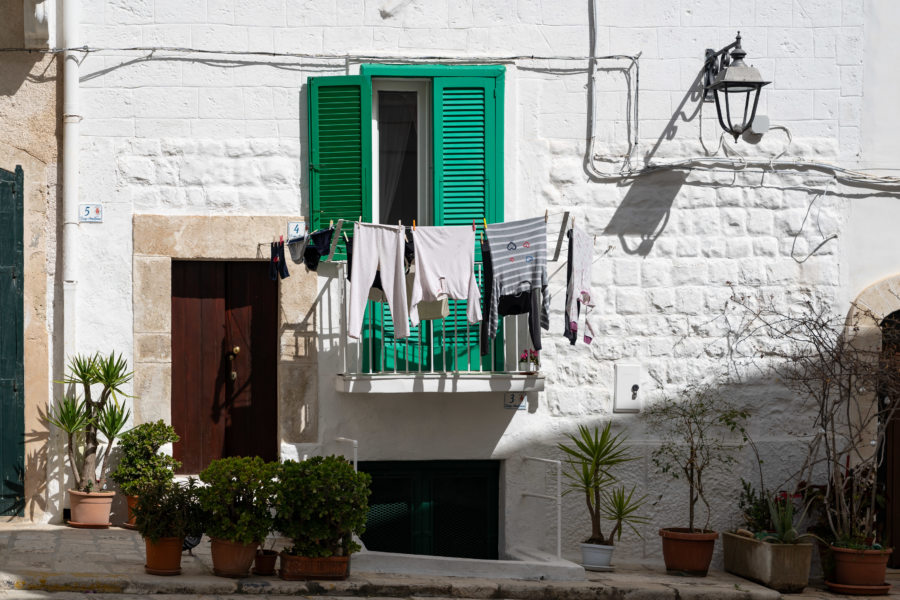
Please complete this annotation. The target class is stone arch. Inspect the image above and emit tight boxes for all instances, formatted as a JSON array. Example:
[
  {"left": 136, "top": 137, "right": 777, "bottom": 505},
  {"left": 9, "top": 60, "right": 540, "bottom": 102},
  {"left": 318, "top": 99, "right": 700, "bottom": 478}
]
[{"left": 848, "top": 273, "right": 900, "bottom": 331}]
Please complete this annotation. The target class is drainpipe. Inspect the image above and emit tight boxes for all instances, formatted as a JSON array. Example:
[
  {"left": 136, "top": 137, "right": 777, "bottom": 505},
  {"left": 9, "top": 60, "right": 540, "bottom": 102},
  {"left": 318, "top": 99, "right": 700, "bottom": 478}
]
[{"left": 62, "top": 0, "right": 80, "bottom": 360}]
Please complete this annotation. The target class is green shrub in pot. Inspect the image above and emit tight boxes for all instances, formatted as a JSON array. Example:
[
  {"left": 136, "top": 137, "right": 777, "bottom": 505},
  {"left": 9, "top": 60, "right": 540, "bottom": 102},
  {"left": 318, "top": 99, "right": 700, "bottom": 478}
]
[
  {"left": 199, "top": 456, "right": 277, "bottom": 578},
  {"left": 111, "top": 421, "right": 181, "bottom": 497},
  {"left": 273, "top": 455, "right": 370, "bottom": 580}
]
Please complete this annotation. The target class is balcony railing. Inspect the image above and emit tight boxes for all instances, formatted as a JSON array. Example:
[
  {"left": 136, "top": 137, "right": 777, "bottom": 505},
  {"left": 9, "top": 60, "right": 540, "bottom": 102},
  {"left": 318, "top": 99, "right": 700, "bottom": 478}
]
[{"left": 335, "top": 261, "right": 539, "bottom": 378}]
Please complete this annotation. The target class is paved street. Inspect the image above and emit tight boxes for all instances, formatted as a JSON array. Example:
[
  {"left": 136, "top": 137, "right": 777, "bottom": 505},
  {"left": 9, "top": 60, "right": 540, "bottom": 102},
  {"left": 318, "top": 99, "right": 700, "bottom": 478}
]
[{"left": 0, "top": 524, "right": 897, "bottom": 599}]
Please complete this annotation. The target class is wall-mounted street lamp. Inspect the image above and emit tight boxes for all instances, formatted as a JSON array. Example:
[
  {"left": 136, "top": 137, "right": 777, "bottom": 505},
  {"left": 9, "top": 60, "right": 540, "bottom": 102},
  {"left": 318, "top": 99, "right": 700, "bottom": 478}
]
[{"left": 704, "top": 32, "right": 769, "bottom": 141}]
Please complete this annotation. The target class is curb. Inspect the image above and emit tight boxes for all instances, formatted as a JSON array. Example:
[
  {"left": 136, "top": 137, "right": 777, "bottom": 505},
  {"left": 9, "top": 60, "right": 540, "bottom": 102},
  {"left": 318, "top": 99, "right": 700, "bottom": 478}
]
[{"left": 0, "top": 570, "right": 783, "bottom": 600}]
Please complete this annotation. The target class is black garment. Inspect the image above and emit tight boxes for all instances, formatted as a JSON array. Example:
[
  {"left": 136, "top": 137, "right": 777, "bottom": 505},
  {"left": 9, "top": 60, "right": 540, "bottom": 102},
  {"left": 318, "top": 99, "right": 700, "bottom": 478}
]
[
  {"left": 302, "top": 228, "right": 335, "bottom": 272},
  {"left": 563, "top": 229, "right": 578, "bottom": 345},
  {"left": 481, "top": 240, "right": 542, "bottom": 354},
  {"left": 345, "top": 231, "right": 415, "bottom": 290},
  {"left": 269, "top": 241, "right": 289, "bottom": 280}
]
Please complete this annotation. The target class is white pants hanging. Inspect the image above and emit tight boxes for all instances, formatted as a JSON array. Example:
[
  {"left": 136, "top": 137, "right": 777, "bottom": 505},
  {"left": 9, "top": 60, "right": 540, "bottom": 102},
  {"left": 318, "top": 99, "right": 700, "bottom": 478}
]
[{"left": 348, "top": 223, "right": 410, "bottom": 340}]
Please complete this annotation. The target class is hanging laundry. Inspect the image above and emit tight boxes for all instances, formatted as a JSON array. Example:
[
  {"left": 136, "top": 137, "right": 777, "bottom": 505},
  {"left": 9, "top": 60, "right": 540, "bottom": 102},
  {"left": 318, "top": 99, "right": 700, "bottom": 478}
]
[
  {"left": 564, "top": 225, "right": 595, "bottom": 345},
  {"left": 286, "top": 234, "right": 306, "bottom": 264},
  {"left": 409, "top": 226, "right": 481, "bottom": 327},
  {"left": 348, "top": 222, "right": 410, "bottom": 340},
  {"left": 484, "top": 217, "right": 550, "bottom": 342},
  {"left": 480, "top": 239, "right": 543, "bottom": 354},
  {"left": 299, "top": 227, "right": 335, "bottom": 272},
  {"left": 269, "top": 240, "right": 289, "bottom": 280}
]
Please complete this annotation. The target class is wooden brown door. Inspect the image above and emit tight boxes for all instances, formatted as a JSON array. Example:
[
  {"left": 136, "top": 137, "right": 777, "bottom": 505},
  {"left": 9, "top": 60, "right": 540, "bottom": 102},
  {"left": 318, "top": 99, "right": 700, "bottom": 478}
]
[
  {"left": 171, "top": 261, "right": 278, "bottom": 473},
  {"left": 880, "top": 310, "right": 900, "bottom": 565}
]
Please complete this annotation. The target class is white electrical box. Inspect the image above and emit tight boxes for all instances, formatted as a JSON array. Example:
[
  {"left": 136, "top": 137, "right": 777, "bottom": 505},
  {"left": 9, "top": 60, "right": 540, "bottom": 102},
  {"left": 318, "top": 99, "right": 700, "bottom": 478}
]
[{"left": 613, "top": 362, "right": 642, "bottom": 413}]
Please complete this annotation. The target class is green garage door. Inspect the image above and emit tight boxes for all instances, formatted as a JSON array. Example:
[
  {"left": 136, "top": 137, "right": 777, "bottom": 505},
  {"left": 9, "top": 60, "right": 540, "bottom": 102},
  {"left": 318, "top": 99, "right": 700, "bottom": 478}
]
[
  {"left": 0, "top": 165, "right": 24, "bottom": 517},
  {"left": 358, "top": 460, "right": 499, "bottom": 559}
]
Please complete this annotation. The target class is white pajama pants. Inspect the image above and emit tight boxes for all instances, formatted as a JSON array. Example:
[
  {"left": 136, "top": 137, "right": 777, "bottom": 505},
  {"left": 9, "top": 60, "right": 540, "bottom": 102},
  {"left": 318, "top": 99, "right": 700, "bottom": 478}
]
[{"left": 348, "top": 223, "right": 410, "bottom": 340}]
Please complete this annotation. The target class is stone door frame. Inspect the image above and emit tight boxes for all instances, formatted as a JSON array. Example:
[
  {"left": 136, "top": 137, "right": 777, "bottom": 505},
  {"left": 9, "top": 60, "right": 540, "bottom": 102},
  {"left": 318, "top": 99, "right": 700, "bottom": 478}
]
[{"left": 132, "top": 215, "right": 318, "bottom": 456}]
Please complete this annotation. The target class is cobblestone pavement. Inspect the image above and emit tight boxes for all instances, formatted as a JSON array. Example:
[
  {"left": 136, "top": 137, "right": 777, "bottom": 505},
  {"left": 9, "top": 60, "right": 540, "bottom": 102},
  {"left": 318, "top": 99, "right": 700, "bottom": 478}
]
[{"left": 0, "top": 524, "right": 897, "bottom": 599}]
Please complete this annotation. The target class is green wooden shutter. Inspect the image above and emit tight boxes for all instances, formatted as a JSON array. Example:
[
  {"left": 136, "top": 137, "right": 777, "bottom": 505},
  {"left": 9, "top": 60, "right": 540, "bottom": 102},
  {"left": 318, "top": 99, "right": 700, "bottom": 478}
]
[
  {"left": 433, "top": 77, "right": 504, "bottom": 371},
  {"left": 0, "top": 166, "right": 24, "bottom": 517},
  {"left": 308, "top": 75, "right": 372, "bottom": 236}
]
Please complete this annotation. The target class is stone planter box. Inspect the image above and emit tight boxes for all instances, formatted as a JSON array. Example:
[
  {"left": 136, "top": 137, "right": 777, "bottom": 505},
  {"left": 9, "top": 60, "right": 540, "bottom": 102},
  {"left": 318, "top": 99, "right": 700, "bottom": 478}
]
[{"left": 722, "top": 531, "right": 813, "bottom": 593}]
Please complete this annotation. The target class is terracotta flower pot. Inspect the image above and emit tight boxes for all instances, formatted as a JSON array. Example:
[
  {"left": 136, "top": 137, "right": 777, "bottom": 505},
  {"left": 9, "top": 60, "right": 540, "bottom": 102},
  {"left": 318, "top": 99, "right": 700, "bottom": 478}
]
[
  {"left": 123, "top": 495, "right": 138, "bottom": 529},
  {"left": 144, "top": 536, "right": 184, "bottom": 575},
  {"left": 210, "top": 538, "right": 259, "bottom": 578},
  {"left": 659, "top": 528, "right": 718, "bottom": 576},
  {"left": 829, "top": 545, "right": 892, "bottom": 590},
  {"left": 68, "top": 489, "right": 115, "bottom": 528},
  {"left": 279, "top": 553, "right": 350, "bottom": 581},
  {"left": 253, "top": 549, "right": 279, "bottom": 576}
]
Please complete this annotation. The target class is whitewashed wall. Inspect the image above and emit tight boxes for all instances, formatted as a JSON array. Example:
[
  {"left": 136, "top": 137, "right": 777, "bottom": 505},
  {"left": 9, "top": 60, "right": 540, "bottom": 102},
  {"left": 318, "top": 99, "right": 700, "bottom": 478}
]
[{"left": 69, "top": 0, "right": 900, "bottom": 564}]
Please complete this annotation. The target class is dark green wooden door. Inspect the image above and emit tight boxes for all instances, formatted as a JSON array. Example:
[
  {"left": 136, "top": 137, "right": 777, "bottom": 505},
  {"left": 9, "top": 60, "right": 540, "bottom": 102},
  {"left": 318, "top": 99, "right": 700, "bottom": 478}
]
[
  {"left": 358, "top": 460, "right": 499, "bottom": 559},
  {"left": 0, "top": 165, "right": 24, "bottom": 516}
]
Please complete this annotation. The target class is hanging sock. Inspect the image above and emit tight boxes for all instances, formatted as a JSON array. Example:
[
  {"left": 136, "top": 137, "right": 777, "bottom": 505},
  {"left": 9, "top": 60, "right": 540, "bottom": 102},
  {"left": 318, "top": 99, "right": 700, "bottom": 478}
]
[{"left": 270, "top": 241, "right": 289, "bottom": 280}]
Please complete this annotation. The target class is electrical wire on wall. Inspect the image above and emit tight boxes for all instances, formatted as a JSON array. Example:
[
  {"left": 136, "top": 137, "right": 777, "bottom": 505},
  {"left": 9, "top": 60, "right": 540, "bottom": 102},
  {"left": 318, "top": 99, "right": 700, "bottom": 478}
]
[{"left": 4, "top": 43, "right": 900, "bottom": 189}]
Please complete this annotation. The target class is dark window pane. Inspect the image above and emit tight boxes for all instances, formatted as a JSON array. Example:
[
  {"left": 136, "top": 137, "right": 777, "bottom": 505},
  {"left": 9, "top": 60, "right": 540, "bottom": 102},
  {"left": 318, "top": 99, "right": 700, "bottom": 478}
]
[{"left": 378, "top": 91, "right": 418, "bottom": 225}]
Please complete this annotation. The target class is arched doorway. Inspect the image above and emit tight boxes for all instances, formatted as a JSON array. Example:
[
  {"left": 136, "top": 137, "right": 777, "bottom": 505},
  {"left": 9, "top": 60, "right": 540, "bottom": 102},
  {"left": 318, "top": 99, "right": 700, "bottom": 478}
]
[{"left": 879, "top": 310, "right": 900, "bottom": 567}]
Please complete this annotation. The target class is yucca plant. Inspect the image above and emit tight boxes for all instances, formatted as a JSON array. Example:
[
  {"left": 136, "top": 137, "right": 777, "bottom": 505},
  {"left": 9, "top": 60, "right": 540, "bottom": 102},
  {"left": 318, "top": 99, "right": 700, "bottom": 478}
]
[
  {"left": 558, "top": 423, "right": 648, "bottom": 545},
  {"left": 47, "top": 352, "right": 133, "bottom": 492}
]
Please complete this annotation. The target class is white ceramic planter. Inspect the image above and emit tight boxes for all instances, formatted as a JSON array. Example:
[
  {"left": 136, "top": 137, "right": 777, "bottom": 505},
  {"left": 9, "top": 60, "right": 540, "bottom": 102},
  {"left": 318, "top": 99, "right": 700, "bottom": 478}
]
[{"left": 580, "top": 542, "right": 614, "bottom": 571}]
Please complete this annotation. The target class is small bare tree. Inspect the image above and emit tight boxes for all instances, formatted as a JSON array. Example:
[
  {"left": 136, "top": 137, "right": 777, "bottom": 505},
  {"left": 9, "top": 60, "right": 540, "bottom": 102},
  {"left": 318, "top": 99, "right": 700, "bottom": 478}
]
[
  {"left": 727, "top": 290, "right": 900, "bottom": 547},
  {"left": 643, "top": 383, "right": 750, "bottom": 532}
]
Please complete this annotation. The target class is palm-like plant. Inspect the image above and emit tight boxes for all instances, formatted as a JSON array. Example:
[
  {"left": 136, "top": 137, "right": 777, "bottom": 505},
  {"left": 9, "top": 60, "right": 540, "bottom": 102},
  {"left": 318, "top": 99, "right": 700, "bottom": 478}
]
[
  {"left": 558, "top": 423, "right": 648, "bottom": 545},
  {"left": 47, "top": 352, "right": 133, "bottom": 492}
]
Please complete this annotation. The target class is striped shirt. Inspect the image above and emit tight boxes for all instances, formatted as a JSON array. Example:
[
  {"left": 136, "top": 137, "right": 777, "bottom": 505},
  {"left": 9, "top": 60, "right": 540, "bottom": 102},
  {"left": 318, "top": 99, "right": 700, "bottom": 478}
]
[{"left": 485, "top": 217, "right": 550, "bottom": 339}]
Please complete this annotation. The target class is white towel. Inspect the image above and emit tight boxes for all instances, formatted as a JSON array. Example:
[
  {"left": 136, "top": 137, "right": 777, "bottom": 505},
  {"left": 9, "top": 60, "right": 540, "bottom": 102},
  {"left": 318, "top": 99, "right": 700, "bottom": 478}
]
[{"left": 409, "top": 226, "right": 481, "bottom": 327}]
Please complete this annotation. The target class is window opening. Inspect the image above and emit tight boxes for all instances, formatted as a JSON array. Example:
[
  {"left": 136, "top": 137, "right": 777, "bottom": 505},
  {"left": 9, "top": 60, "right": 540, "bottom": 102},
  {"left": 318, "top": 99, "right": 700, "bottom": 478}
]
[{"left": 372, "top": 79, "right": 430, "bottom": 225}]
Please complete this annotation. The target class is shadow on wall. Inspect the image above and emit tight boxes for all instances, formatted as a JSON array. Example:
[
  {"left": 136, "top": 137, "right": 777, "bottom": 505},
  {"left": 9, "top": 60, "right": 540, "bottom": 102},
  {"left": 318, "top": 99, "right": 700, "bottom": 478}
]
[{"left": 603, "top": 171, "right": 687, "bottom": 256}]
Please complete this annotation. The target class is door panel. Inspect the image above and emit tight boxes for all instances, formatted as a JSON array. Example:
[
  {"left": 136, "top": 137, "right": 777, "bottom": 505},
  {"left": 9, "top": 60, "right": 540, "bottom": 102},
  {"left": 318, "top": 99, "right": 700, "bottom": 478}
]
[
  {"left": 171, "top": 261, "right": 278, "bottom": 474},
  {"left": 0, "top": 167, "right": 24, "bottom": 517},
  {"left": 358, "top": 460, "right": 499, "bottom": 559}
]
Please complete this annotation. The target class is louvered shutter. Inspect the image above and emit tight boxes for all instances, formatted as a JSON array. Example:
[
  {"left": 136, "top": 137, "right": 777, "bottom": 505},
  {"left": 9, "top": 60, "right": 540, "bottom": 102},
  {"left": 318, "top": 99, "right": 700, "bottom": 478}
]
[
  {"left": 307, "top": 76, "right": 372, "bottom": 240},
  {"left": 0, "top": 166, "right": 24, "bottom": 516},
  {"left": 433, "top": 77, "right": 503, "bottom": 371}
]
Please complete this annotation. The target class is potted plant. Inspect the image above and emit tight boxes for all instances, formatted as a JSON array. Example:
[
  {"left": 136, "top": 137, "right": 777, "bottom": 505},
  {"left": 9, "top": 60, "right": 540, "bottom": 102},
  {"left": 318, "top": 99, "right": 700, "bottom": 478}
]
[
  {"left": 557, "top": 423, "right": 648, "bottom": 571},
  {"left": 254, "top": 540, "right": 279, "bottom": 576},
  {"left": 198, "top": 456, "right": 277, "bottom": 578},
  {"left": 133, "top": 478, "right": 204, "bottom": 575},
  {"left": 47, "top": 352, "right": 132, "bottom": 527},
  {"left": 518, "top": 349, "right": 539, "bottom": 373},
  {"left": 728, "top": 293, "right": 898, "bottom": 595},
  {"left": 273, "top": 455, "right": 371, "bottom": 581},
  {"left": 110, "top": 421, "right": 181, "bottom": 529},
  {"left": 643, "top": 383, "right": 749, "bottom": 576},
  {"left": 723, "top": 482, "right": 815, "bottom": 592}
]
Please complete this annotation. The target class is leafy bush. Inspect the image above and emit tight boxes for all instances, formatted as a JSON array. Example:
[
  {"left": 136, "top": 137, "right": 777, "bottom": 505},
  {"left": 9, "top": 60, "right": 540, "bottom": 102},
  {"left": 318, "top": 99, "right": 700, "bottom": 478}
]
[
  {"left": 198, "top": 456, "right": 276, "bottom": 545},
  {"left": 274, "top": 456, "right": 371, "bottom": 558},
  {"left": 111, "top": 421, "right": 181, "bottom": 496},
  {"left": 133, "top": 478, "right": 204, "bottom": 543},
  {"left": 47, "top": 352, "right": 132, "bottom": 492}
]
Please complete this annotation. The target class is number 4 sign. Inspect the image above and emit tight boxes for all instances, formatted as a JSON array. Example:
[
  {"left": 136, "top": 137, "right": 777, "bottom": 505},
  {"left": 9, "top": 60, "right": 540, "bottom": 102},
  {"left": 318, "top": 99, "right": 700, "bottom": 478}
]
[{"left": 78, "top": 204, "right": 103, "bottom": 223}]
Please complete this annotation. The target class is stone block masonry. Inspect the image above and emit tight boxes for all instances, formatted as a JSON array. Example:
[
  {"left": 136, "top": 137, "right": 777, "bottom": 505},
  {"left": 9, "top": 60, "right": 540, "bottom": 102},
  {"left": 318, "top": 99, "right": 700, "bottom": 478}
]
[{"left": 65, "top": 0, "right": 885, "bottom": 566}]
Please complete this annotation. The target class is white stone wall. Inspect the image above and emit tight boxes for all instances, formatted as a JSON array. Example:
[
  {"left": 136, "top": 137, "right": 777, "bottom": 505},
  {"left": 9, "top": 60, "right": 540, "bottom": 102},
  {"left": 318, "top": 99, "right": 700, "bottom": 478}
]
[{"left": 69, "top": 0, "right": 898, "bottom": 563}]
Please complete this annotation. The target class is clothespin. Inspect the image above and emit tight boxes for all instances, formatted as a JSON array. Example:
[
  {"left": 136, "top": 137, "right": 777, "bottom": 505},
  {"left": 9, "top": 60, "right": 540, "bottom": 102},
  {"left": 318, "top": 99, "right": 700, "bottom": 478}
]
[
  {"left": 279, "top": 235, "right": 283, "bottom": 244},
  {"left": 412, "top": 219, "right": 416, "bottom": 231},
  {"left": 358, "top": 215, "right": 362, "bottom": 223},
  {"left": 329, "top": 219, "right": 334, "bottom": 228},
  {"left": 544, "top": 209, "right": 548, "bottom": 223},
  {"left": 472, "top": 219, "right": 476, "bottom": 231},
  {"left": 343, "top": 232, "right": 349, "bottom": 242},
  {"left": 483, "top": 218, "right": 488, "bottom": 230}
]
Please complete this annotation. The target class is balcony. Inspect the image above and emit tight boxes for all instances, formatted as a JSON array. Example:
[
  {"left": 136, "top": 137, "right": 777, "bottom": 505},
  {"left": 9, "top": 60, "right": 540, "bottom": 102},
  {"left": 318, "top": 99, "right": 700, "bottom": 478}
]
[{"left": 329, "top": 261, "right": 545, "bottom": 394}]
